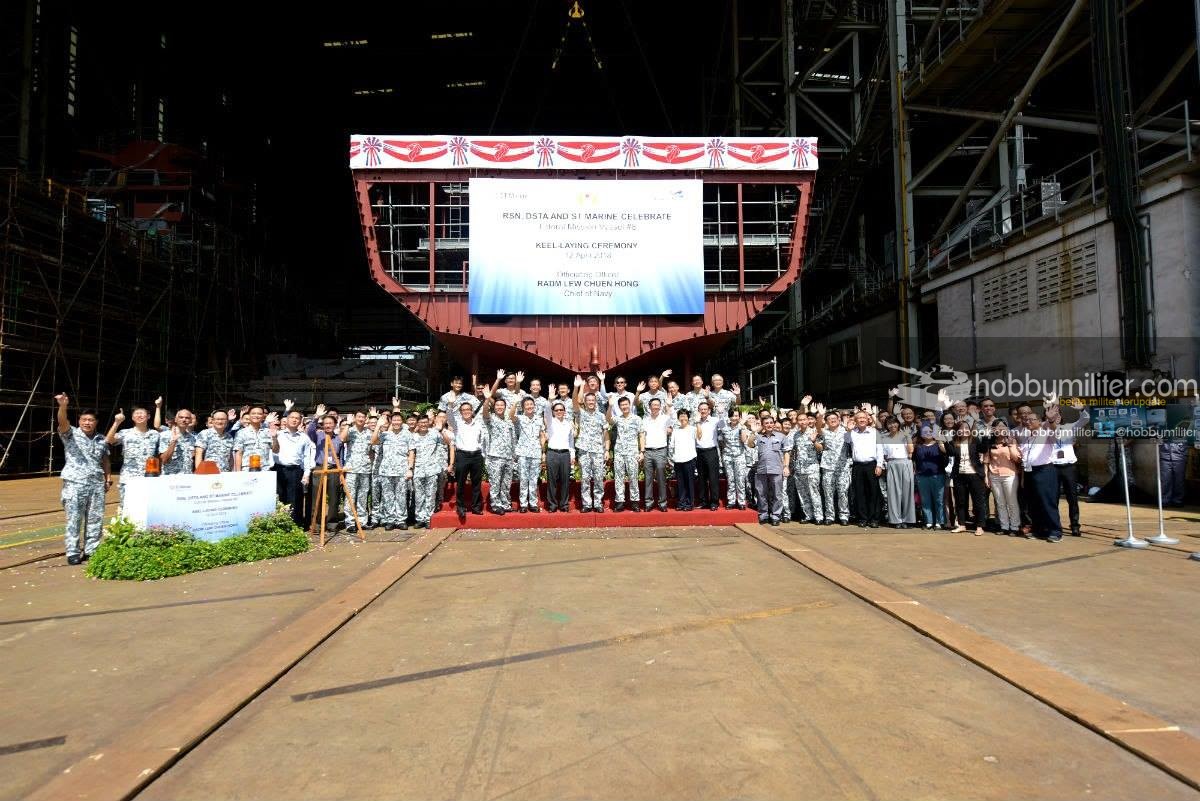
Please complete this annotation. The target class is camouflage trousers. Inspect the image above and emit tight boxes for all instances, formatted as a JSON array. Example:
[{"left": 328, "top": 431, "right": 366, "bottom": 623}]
[
  {"left": 613, "top": 453, "right": 640, "bottom": 503},
  {"left": 793, "top": 466, "right": 824, "bottom": 522},
  {"left": 62, "top": 479, "right": 105, "bottom": 558},
  {"left": 344, "top": 471, "right": 372, "bottom": 528},
  {"left": 578, "top": 450, "right": 605, "bottom": 511},
  {"left": 369, "top": 472, "right": 384, "bottom": 524},
  {"left": 517, "top": 456, "right": 541, "bottom": 509},
  {"left": 723, "top": 453, "right": 748, "bottom": 505},
  {"left": 377, "top": 475, "right": 409, "bottom": 525},
  {"left": 486, "top": 456, "right": 515, "bottom": 511},
  {"left": 821, "top": 460, "right": 852, "bottom": 522},
  {"left": 413, "top": 475, "right": 439, "bottom": 524}
]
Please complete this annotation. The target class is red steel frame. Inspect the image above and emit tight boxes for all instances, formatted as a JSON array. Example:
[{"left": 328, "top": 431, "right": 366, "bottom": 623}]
[{"left": 354, "top": 169, "right": 814, "bottom": 376}]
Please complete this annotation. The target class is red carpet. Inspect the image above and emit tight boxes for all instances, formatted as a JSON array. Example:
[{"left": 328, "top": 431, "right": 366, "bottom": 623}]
[{"left": 431, "top": 480, "right": 759, "bottom": 528}]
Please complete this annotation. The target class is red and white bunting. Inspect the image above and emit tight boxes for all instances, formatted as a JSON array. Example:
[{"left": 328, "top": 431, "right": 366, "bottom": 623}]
[{"left": 349, "top": 135, "right": 818, "bottom": 171}]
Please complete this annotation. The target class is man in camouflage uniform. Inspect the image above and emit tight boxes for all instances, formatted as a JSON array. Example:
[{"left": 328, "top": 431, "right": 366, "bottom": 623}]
[
  {"left": 55, "top": 393, "right": 110, "bottom": 565},
  {"left": 514, "top": 396, "right": 546, "bottom": 512},
  {"left": 636, "top": 371, "right": 672, "bottom": 415},
  {"left": 820, "top": 411, "right": 852, "bottom": 524},
  {"left": 526, "top": 379, "right": 551, "bottom": 420},
  {"left": 708, "top": 374, "right": 739, "bottom": 421},
  {"left": 233, "top": 405, "right": 278, "bottom": 471},
  {"left": 195, "top": 410, "right": 236, "bottom": 472},
  {"left": 778, "top": 418, "right": 795, "bottom": 520},
  {"left": 718, "top": 409, "right": 749, "bottom": 508},
  {"left": 665, "top": 380, "right": 690, "bottom": 419},
  {"left": 367, "top": 411, "right": 385, "bottom": 527},
  {"left": 684, "top": 375, "right": 709, "bottom": 418},
  {"left": 788, "top": 414, "right": 825, "bottom": 523},
  {"left": 372, "top": 413, "right": 411, "bottom": 530},
  {"left": 105, "top": 405, "right": 160, "bottom": 511},
  {"left": 743, "top": 415, "right": 759, "bottom": 507},
  {"left": 409, "top": 417, "right": 450, "bottom": 528},
  {"left": 608, "top": 396, "right": 643, "bottom": 511},
  {"left": 482, "top": 396, "right": 517, "bottom": 514},
  {"left": 432, "top": 409, "right": 451, "bottom": 508},
  {"left": 438, "top": 374, "right": 481, "bottom": 431},
  {"left": 339, "top": 410, "right": 374, "bottom": 533},
  {"left": 573, "top": 376, "right": 609, "bottom": 512},
  {"left": 158, "top": 408, "right": 196, "bottom": 475}
]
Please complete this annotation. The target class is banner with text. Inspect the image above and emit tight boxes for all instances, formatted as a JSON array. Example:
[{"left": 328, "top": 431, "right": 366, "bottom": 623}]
[
  {"left": 121, "top": 472, "right": 277, "bottom": 542},
  {"left": 468, "top": 178, "right": 704, "bottom": 315}
]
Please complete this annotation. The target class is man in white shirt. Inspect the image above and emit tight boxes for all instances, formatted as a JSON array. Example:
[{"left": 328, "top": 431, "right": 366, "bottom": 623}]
[
  {"left": 848, "top": 412, "right": 882, "bottom": 528},
  {"left": 1043, "top": 399, "right": 1089, "bottom": 537},
  {"left": 694, "top": 401, "right": 721, "bottom": 510},
  {"left": 274, "top": 409, "right": 315, "bottom": 527},
  {"left": 1019, "top": 408, "right": 1063, "bottom": 541},
  {"left": 450, "top": 401, "right": 485, "bottom": 516},
  {"left": 641, "top": 398, "right": 673, "bottom": 511},
  {"left": 544, "top": 401, "right": 575, "bottom": 512}
]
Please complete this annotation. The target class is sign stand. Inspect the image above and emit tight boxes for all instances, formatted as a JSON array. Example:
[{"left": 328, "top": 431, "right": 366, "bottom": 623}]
[
  {"left": 1146, "top": 436, "right": 1180, "bottom": 546},
  {"left": 311, "top": 435, "right": 365, "bottom": 547},
  {"left": 1113, "top": 437, "right": 1150, "bottom": 549}
]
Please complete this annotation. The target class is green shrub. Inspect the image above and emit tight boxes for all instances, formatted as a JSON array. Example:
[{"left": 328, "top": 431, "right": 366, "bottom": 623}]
[{"left": 86, "top": 505, "right": 310, "bottom": 581}]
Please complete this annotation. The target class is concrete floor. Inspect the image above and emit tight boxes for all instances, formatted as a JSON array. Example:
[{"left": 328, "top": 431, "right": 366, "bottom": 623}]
[
  {"left": 0, "top": 539, "right": 402, "bottom": 801},
  {"left": 3, "top": 472, "right": 1199, "bottom": 800},
  {"left": 775, "top": 523, "right": 1200, "bottom": 739},
  {"left": 136, "top": 531, "right": 1195, "bottom": 801}
]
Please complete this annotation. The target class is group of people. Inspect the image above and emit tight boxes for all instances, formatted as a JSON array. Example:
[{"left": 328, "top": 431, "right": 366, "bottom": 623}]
[{"left": 52, "top": 368, "right": 1094, "bottom": 564}]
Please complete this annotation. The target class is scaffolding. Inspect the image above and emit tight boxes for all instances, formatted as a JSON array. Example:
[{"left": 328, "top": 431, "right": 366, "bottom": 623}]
[
  {"left": 0, "top": 170, "right": 288, "bottom": 476},
  {"left": 722, "top": 0, "right": 1200, "bottom": 391}
]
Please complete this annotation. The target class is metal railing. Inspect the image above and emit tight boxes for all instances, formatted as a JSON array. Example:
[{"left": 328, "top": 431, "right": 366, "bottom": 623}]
[{"left": 915, "top": 101, "right": 1196, "bottom": 282}]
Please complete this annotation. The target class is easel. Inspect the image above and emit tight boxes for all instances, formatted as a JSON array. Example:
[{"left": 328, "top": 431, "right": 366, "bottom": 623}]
[{"left": 311, "top": 435, "right": 365, "bottom": 547}]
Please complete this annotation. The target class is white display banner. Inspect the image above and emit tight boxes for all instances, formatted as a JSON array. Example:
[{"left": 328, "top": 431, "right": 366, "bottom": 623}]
[
  {"left": 468, "top": 178, "right": 704, "bottom": 315},
  {"left": 349, "top": 135, "right": 818, "bottom": 171},
  {"left": 121, "top": 472, "right": 277, "bottom": 542}
]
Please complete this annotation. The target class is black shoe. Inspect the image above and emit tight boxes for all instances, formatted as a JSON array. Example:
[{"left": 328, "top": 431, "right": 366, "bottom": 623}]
[
  {"left": 838, "top": 520, "right": 850, "bottom": 526},
  {"left": 67, "top": 555, "right": 82, "bottom": 566},
  {"left": 528, "top": 506, "right": 539, "bottom": 513},
  {"left": 1048, "top": 534, "right": 1063, "bottom": 543},
  {"left": 518, "top": 506, "right": 528, "bottom": 513},
  {"left": 710, "top": 504, "right": 719, "bottom": 511},
  {"left": 614, "top": 502, "right": 625, "bottom": 512},
  {"left": 398, "top": 523, "right": 408, "bottom": 531},
  {"left": 582, "top": 506, "right": 593, "bottom": 513},
  {"left": 1070, "top": 527, "right": 1081, "bottom": 536},
  {"left": 384, "top": 524, "right": 395, "bottom": 531},
  {"left": 758, "top": 517, "right": 769, "bottom": 524},
  {"left": 345, "top": 526, "right": 358, "bottom": 534},
  {"left": 658, "top": 505, "right": 668, "bottom": 512},
  {"left": 631, "top": 505, "right": 641, "bottom": 512},
  {"left": 868, "top": 522, "right": 879, "bottom": 529},
  {"left": 769, "top": 518, "right": 781, "bottom": 526}
]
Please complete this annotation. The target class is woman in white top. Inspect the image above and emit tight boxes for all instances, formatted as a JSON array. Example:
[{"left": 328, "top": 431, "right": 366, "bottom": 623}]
[
  {"left": 671, "top": 409, "right": 699, "bottom": 510},
  {"left": 878, "top": 416, "right": 916, "bottom": 528}
]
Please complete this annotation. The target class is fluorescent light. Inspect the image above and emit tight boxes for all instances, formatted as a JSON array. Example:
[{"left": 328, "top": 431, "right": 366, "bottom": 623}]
[
  {"left": 431, "top": 32, "right": 473, "bottom": 40},
  {"left": 323, "top": 39, "right": 368, "bottom": 48},
  {"left": 445, "top": 80, "right": 485, "bottom": 89},
  {"left": 352, "top": 88, "right": 395, "bottom": 96}
]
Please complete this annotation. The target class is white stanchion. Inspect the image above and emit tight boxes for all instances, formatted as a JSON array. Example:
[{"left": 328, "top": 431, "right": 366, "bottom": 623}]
[
  {"left": 1113, "top": 438, "right": 1150, "bottom": 549},
  {"left": 1145, "top": 436, "right": 1179, "bottom": 545}
]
